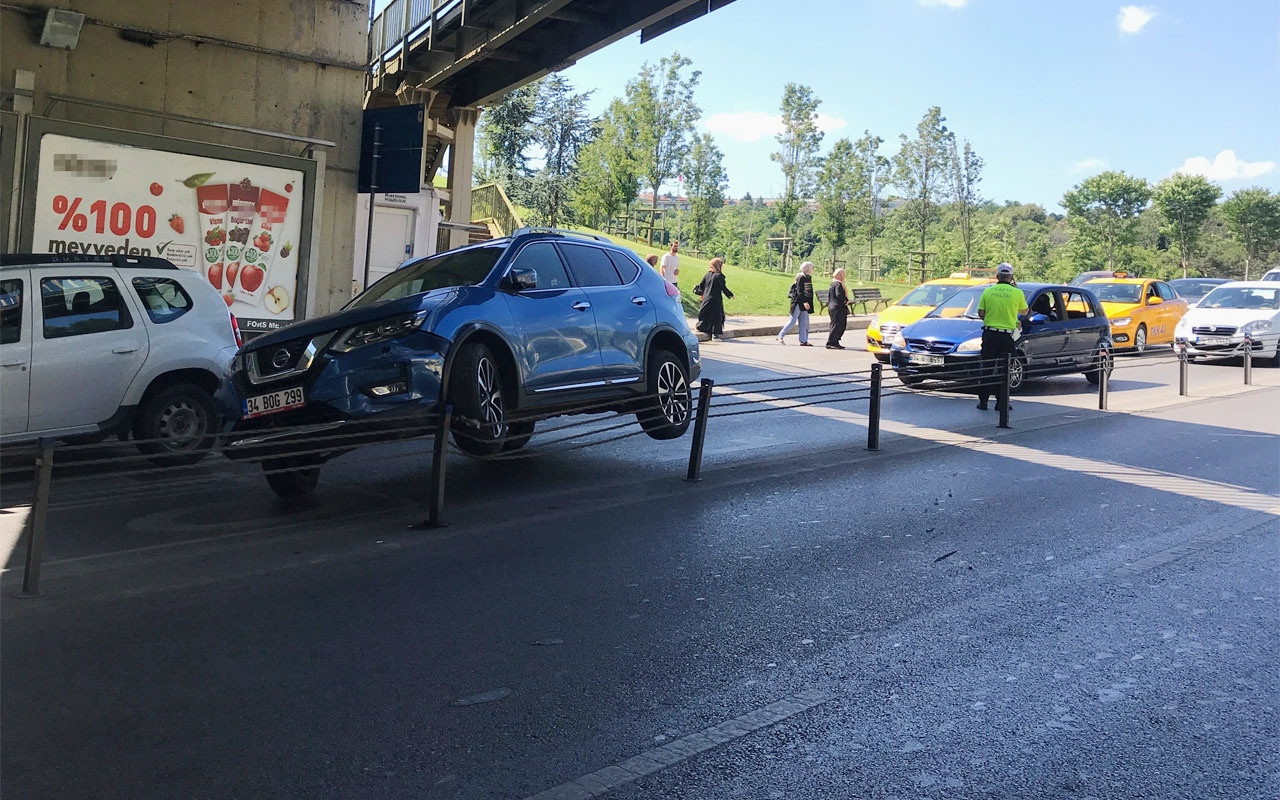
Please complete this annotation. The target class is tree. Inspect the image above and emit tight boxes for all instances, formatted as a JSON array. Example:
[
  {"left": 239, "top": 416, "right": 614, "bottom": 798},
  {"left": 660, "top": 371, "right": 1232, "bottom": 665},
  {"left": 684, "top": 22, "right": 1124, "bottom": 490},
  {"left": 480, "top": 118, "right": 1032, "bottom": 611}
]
[
  {"left": 571, "top": 100, "right": 639, "bottom": 230},
  {"left": 893, "top": 106, "right": 954, "bottom": 271},
  {"left": 1152, "top": 173, "right": 1222, "bottom": 278},
  {"left": 813, "top": 137, "right": 860, "bottom": 271},
  {"left": 770, "top": 83, "right": 824, "bottom": 263},
  {"left": 1061, "top": 170, "right": 1152, "bottom": 271},
  {"left": 476, "top": 81, "right": 540, "bottom": 202},
  {"left": 527, "top": 75, "right": 594, "bottom": 227},
  {"left": 1220, "top": 187, "right": 1280, "bottom": 280},
  {"left": 684, "top": 133, "right": 728, "bottom": 253},
  {"left": 851, "top": 131, "right": 890, "bottom": 270},
  {"left": 620, "top": 53, "right": 702, "bottom": 244},
  {"left": 949, "top": 137, "right": 984, "bottom": 269}
]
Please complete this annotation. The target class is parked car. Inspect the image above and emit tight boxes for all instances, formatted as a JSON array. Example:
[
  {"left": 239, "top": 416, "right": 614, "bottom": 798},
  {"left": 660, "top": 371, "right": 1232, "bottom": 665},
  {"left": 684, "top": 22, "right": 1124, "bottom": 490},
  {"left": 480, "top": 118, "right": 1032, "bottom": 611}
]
[
  {"left": 217, "top": 228, "right": 701, "bottom": 497},
  {"left": 1083, "top": 273, "right": 1188, "bottom": 352},
  {"left": 1173, "top": 282, "right": 1280, "bottom": 364},
  {"left": 0, "top": 254, "right": 240, "bottom": 465},
  {"left": 1261, "top": 267, "right": 1280, "bottom": 282},
  {"left": 888, "top": 283, "right": 1113, "bottom": 391},
  {"left": 1168, "top": 277, "right": 1231, "bottom": 306},
  {"left": 865, "top": 272, "right": 994, "bottom": 361}
]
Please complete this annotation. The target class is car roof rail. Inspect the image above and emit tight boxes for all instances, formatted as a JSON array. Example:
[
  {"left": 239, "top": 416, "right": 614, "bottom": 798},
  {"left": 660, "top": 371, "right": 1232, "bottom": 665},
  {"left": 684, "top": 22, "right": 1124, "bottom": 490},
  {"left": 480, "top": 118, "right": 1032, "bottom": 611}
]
[
  {"left": 511, "top": 226, "right": 611, "bottom": 244},
  {"left": 0, "top": 253, "right": 179, "bottom": 270}
]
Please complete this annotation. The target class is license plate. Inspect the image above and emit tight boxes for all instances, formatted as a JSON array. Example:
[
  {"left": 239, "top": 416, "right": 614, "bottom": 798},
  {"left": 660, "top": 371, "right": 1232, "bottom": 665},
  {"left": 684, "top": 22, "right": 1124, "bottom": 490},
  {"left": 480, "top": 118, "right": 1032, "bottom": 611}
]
[
  {"left": 909, "top": 353, "right": 945, "bottom": 366},
  {"left": 244, "top": 386, "right": 305, "bottom": 418},
  {"left": 1196, "top": 336, "right": 1231, "bottom": 346}
]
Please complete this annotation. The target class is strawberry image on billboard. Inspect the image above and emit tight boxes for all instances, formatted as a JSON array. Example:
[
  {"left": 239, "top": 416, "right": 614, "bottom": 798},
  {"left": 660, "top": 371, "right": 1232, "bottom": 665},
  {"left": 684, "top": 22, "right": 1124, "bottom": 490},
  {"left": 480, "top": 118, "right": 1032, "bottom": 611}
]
[
  {"left": 196, "top": 183, "right": 230, "bottom": 293},
  {"left": 224, "top": 180, "right": 260, "bottom": 304},
  {"left": 232, "top": 187, "right": 288, "bottom": 308}
]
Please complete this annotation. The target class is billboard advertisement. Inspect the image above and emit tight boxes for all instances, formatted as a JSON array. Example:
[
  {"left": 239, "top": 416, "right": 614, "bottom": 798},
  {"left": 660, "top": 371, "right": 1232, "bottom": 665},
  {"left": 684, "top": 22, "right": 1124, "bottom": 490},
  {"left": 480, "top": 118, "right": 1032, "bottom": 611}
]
[{"left": 28, "top": 131, "right": 310, "bottom": 334}]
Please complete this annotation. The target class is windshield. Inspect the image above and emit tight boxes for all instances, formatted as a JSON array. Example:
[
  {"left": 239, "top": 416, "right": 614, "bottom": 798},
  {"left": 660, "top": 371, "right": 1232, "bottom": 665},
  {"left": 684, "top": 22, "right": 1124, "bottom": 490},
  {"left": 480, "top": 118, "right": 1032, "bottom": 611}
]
[
  {"left": 1198, "top": 286, "right": 1280, "bottom": 310},
  {"left": 1087, "top": 282, "right": 1143, "bottom": 303},
  {"left": 897, "top": 282, "right": 971, "bottom": 307},
  {"left": 1170, "top": 279, "right": 1224, "bottom": 297},
  {"left": 349, "top": 246, "right": 504, "bottom": 308},
  {"left": 924, "top": 286, "right": 985, "bottom": 318}
]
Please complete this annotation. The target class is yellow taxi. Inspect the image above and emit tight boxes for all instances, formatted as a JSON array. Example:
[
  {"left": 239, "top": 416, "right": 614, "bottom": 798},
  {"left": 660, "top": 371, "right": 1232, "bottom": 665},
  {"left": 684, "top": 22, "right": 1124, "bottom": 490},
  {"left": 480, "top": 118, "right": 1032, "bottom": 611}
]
[
  {"left": 1083, "top": 272, "right": 1189, "bottom": 352},
  {"left": 865, "top": 273, "right": 995, "bottom": 361}
]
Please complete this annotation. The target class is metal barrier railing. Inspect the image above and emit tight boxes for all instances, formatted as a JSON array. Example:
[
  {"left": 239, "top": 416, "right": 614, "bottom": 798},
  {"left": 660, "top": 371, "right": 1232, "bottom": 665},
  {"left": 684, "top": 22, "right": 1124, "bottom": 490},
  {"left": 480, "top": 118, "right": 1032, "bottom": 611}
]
[
  {"left": 471, "top": 183, "right": 524, "bottom": 237},
  {"left": 8, "top": 332, "right": 1277, "bottom": 595}
]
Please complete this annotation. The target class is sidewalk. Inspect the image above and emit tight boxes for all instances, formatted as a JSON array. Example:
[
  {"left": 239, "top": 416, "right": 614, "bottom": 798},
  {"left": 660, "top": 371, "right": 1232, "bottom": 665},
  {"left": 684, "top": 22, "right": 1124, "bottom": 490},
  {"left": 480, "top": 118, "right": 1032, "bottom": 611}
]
[{"left": 686, "top": 313, "right": 873, "bottom": 342}]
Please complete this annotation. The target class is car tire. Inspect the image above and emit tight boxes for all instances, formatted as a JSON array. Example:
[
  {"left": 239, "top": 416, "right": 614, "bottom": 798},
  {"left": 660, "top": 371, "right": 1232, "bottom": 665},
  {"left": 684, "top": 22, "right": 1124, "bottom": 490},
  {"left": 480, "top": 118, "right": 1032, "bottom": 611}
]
[
  {"left": 133, "top": 382, "right": 217, "bottom": 467},
  {"left": 262, "top": 457, "right": 321, "bottom": 498},
  {"left": 1084, "top": 348, "right": 1112, "bottom": 385},
  {"left": 1133, "top": 324, "right": 1148, "bottom": 354},
  {"left": 638, "top": 349, "right": 691, "bottom": 440},
  {"left": 502, "top": 420, "right": 535, "bottom": 452},
  {"left": 450, "top": 342, "right": 509, "bottom": 456},
  {"left": 1007, "top": 352, "right": 1028, "bottom": 393}
]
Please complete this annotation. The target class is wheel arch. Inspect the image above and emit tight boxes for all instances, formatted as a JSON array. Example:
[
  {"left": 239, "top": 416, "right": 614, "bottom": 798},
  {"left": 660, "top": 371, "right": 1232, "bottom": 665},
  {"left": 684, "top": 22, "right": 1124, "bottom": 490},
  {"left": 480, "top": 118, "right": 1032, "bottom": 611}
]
[
  {"left": 445, "top": 325, "right": 521, "bottom": 410},
  {"left": 646, "top": 327, "right": 691, "bottom": 372},
  {"left": 136, "top": 368, "right": 221, "bottom": 420}
]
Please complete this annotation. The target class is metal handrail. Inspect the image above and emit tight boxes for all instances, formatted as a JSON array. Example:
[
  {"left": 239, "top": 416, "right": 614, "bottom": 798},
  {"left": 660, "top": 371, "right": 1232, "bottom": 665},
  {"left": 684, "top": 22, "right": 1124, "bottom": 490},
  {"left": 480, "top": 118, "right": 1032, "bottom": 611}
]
[{"left": 370, "top": 0, "right": 460, "bottom": 70}]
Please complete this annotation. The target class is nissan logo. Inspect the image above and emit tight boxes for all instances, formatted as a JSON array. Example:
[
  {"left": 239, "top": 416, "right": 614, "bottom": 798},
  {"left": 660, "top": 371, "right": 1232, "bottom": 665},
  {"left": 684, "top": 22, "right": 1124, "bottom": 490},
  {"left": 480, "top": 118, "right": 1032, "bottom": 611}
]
[{"left": 270, "top": 348, "right": 294, "bottom": 370}]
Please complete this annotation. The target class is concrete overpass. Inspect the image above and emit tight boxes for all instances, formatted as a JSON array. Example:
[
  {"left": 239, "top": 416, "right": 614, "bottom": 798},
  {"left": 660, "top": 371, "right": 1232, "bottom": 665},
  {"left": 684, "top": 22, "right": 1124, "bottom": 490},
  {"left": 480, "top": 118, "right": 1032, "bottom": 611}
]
[{"left": 365, "top": 0, "right": 737, "bottom": 247}]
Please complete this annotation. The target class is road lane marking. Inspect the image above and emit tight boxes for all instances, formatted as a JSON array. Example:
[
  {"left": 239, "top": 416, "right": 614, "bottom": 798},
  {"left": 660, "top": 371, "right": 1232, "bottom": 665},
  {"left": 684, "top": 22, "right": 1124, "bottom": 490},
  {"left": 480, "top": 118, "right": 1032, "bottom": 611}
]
[
  {"left": 523, "top": 689, "right": 833, "bottom": 800},
  {"left": 717, "top": 387, "right": 1280, "bottom": 517}
]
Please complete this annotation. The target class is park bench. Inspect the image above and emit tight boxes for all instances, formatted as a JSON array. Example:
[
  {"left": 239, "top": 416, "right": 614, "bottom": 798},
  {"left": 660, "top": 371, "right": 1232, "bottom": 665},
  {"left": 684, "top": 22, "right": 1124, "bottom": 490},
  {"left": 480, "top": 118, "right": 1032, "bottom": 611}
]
[{"left": 815, "top": 287, "right": 891, "bottom": 314}]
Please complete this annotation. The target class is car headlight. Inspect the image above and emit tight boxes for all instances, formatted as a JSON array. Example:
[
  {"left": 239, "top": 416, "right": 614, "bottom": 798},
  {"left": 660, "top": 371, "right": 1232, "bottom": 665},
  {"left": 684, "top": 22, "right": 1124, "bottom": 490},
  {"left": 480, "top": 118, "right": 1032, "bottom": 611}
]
[
  {"left": 891, "top": 331, "right": 906, "bottom": 348},
  {"left": 869, "top": 314, "right": 880, "bottom": 332},
  {"left": 1242, "top": 319, "right": 1273, "bottom": 335},
  {"left": 1111, "top": 316, "right": 1132, "bottom": 327},
  {"left": 955, "top": 336, "right": 982, "bottom": 353},
  {"left": 332, "top": 312, "right": 428, "bottom": 352}
]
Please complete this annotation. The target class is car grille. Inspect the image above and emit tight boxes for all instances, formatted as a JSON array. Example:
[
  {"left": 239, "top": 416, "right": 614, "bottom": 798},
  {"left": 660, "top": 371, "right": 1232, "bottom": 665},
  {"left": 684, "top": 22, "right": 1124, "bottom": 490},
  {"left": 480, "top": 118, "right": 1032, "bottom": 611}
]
[
  {"left": 1191, "top": 325, "right": 1237, "bottom": 336},
  {"left": 904, "top": 338, "right": 954, "bottom": 355},
  {"left": 253, "top": 337, "right": 312, "bottom": 380},
  {"left": 879, "top": 323, "right": 902, "bottom": 341}
]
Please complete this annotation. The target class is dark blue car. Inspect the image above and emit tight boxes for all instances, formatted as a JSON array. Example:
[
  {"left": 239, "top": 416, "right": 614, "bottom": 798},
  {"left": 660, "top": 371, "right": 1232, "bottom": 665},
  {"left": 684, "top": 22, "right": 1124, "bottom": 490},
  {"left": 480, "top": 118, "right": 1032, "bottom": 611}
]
[
  {"left": 217, "top": 229, "right": 700, "bottom": 496},
  {"left": 888, "top": 283, "right": 1113, "bottom": 391}
]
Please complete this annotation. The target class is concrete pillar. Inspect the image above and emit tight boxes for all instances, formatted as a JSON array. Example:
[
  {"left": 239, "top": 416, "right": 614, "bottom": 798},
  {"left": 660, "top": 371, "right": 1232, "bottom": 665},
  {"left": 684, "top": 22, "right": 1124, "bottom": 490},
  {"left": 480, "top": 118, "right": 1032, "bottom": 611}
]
[{"left": 446, "top": 107, "right": 478, "bottom": 250}]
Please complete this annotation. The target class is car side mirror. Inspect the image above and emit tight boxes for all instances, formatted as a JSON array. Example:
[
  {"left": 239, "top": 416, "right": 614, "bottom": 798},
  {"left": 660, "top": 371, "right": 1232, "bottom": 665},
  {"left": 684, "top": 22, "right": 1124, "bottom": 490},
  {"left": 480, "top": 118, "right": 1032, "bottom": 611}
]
[
  {"left": 1147, "top": 296, "right": 1163, "bottom": 305},
  {"left": 1028, "top": 313, "right": 1049, "bottom": 325},
  {"left": 509, "top": 267, "right": 538, "bottom": 291}
]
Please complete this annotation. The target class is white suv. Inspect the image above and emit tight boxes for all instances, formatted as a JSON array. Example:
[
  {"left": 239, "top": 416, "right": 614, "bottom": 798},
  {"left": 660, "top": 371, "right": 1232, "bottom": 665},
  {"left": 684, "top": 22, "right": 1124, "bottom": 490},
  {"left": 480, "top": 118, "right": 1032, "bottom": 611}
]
[{"left": 0, "top": 254, "right": 240, "bottom": 465}]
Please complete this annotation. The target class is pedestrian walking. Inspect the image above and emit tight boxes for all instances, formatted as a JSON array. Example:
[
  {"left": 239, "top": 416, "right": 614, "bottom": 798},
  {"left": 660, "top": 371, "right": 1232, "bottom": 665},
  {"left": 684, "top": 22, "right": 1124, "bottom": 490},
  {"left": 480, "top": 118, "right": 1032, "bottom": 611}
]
[
  {"left": 659, "top": 240, "right": 680, "bottom": 286},
  {"left": 645, "top": 254, "right": 660, "bottom": 270},
  {"left": 693, "top": 257, "right": 734, "bottom": 340},
  {"left": 825, "top": 267, "right": 850, "bottom": 349},
  {"left": 777, "top": 261, "right": 815, "bottom": 346},
  {"left": 975, "top": 262, "right": 1029, "bottom": 411}
]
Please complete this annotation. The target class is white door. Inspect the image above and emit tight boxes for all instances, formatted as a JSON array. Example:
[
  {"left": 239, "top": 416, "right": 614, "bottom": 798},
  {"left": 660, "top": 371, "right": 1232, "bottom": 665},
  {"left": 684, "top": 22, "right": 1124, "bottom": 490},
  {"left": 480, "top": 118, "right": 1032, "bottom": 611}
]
[
  {"left": 0, "top": 273, "right": 32, "bottom": 435},
  {"left": 366, "top": 206, "right": 416, "bottom": 287},
  {"left": 27, "top": 268, "right": 149, "bottom": 433}
]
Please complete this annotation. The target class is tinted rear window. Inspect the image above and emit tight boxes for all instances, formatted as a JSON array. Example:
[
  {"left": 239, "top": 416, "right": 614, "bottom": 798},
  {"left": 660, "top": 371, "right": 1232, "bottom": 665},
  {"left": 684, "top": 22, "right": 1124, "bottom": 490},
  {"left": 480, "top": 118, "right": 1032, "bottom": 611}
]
[{"left": 559, "top": 243, "right": 623, "bottom": 287}]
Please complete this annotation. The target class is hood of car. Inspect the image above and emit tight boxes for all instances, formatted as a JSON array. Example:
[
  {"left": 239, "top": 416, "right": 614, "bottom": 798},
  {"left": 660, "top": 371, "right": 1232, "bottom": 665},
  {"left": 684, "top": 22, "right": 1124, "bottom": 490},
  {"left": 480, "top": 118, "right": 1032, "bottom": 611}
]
[
  {"left": 898, "top": 316, "right": 982, "bottom": 346},
  {"left": 1098, "top": 301, "right": 1143, "bottom": 317},
  {"left": 240, "top": 291, "right": 454, "bottom": 352},
  {"left": 877, "top": 305, "right": 934, "bottom": 327},
  {"left": 1179, "top": 307, "right": 1278, "bottom": 326}
]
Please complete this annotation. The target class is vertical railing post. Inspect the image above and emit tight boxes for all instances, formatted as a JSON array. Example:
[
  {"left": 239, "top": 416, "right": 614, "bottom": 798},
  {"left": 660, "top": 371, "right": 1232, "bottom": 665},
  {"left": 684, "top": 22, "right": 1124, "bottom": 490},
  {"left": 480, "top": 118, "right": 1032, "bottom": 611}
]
[
  {"left": 1098, "top": 349, "right": 1110, "bottom": 410},
  {"left": 997, "top": 353, "right": 1011, "bottom": 429},
  {"left": 1178, "top": 345, "right": 1189, "bottom": 396},
  {"left": 1243, "top": 337, "right": 1253, "bottom": 385},
  {"left": 424, "top": 405, "right": 451, "bottom": 528},
  {"left": 21, "top": 439, "right": 55, "bottom": 597},
  {"left": 866, "top": 363, "right": 882, "bottom": 451},
  {"left": 684, "top": 379, "right": 714, "bottom": 482}
]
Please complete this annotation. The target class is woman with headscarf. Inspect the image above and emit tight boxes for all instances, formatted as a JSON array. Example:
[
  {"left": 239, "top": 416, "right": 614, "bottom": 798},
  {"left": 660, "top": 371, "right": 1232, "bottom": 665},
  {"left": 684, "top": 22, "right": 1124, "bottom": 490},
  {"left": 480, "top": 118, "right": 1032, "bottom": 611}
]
[
  {"left": 693, "top": 257, "right": 734, "bottom": 341},
  {"left": 777, "top": 261, "right": 815, "bottom": 346},
  {"left": 825, "top": 267, "right": 850, "bottom": 349}
]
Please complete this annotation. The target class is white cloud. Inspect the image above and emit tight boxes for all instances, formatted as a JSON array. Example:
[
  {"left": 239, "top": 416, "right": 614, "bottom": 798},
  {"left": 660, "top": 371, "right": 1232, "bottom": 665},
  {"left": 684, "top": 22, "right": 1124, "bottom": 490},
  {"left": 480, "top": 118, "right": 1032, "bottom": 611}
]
[
  {"left": 704, "top": 111, "right": 847, "bottom": 143},
  {"left": 1174, "top": 150, "right": 1276, "bottom": 181},
  {"left": 1117, "top": 5, "right": 1157, "bottom": 35},
  {"left": 918, "top": 0, "right": 968, "bottom": 7},
  {"left": 1070, "top": 158, "right": 1107, "bottom": 174}
]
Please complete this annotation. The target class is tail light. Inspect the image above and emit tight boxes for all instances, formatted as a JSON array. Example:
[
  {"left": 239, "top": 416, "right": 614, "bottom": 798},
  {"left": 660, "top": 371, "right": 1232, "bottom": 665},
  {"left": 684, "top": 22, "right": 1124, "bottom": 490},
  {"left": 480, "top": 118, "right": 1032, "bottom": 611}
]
[
  {"left": 665, "top": 281, "right": 680, "bottom": 299},
  {"left": 229, "top": 312, "right": 243, "bottom": 347}
]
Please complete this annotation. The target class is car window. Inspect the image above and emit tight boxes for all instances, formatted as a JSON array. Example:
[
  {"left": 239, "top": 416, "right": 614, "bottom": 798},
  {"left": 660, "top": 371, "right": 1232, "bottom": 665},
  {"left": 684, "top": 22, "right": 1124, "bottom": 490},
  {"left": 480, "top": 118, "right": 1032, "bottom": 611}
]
[
  {"left": 1060, "top": 290, "right": 1097, "bottom": 319},
  {"left": 924, "top": 286, "right": 984, "bottom": 318},
  {"left": 1029, "top": 291, "right": 1061, "bottom": 321},
  {"left": 559, "top": 243, "right": 623, "bottom": 287},
  {"left": 510, "top": 242, "right": 571, "bottom": 290},
  {"left": 899, "top": 283, "right": 967, "bottom": 307},
  {"left": 350, "top": 245, "right": 504, "bottom": 308},
  {"left": 1199, "top": 286, "right": 1280, "bottom": 310},
  {"left": 132, "top": 277, "right": 193, "bottom": 323},
  {"left": 0, "top": 279, "right": 22, "bottom": 345},
  {"left": 605, "top": 250, "right": 641, "bottom": 283},
  {"left": 41, "top": 276, "right": 133, "bottom": 339},
  {"left": 1088, "top": 282, "right": 1142, "bottom": 303},
  {"left": 1154, "top": 282, "right": 1175, "bottom": 301}
]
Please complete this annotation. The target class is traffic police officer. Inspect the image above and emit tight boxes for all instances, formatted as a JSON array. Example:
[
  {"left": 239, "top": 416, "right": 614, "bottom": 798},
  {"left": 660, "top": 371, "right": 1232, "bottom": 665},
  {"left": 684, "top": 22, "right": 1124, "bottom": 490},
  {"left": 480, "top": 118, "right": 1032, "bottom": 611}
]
[{"left": 976, "top": 263, "right": 1029, "bottom": 411}]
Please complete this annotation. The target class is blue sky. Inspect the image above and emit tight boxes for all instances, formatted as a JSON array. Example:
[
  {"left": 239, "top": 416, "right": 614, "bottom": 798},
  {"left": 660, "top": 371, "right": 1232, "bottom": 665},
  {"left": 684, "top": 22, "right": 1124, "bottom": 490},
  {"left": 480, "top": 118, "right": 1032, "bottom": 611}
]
[{"left": 377, "top": 0, "right": 1280, "bottom": 211}]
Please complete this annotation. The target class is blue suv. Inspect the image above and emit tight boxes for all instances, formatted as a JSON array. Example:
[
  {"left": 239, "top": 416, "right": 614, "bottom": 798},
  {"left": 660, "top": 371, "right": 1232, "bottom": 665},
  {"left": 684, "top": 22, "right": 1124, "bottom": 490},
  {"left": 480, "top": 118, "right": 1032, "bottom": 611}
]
[{"left": 216, "top": 229, "right": 700, "bottom": 496}]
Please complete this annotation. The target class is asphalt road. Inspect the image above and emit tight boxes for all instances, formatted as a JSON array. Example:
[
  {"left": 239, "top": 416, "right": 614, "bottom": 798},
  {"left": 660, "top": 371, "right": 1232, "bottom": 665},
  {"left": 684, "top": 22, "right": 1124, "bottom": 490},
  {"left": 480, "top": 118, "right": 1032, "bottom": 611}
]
[{"left": 2, "top": 342, "right": 1277, "bottom": 800}]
